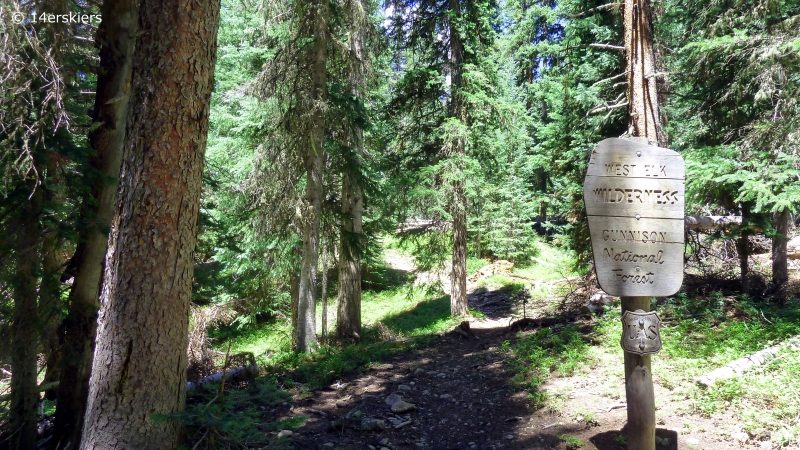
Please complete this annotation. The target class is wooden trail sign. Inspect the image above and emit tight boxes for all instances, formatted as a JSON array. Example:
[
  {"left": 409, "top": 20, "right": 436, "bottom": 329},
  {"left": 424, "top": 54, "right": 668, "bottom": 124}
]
[{"left": 583, "top": 138, "right": 685, "bottom": 297}]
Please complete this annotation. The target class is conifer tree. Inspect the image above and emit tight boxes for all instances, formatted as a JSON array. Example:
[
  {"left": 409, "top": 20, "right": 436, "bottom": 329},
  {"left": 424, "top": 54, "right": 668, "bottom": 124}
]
[
  {"left": 79, "top": 0, "right": 220, "bottom": 446},
  {"left": 253, "top": 0, "right": 331, "bottom": 353},
  {"left": 334, "top": 6, "right": 371, "bottom": 339},
  {"left": 0, "top": 0, "right": 79, "bottom": 446},
  {"left": 385, "top": 0, "right": 505, "bottom": 316},
  {"left": 53, "top": 0, "right": 137, "bottom": 446},
  {"left": 661, "top": 0, "right": 800, "bottom": 292},
  {"left": 503, "top": 0, "right": 626, "bottom": 261}
]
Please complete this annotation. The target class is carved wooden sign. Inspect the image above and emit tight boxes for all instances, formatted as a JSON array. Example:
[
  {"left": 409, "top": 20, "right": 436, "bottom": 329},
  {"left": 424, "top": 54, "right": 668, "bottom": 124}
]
[
  {"left": 583, "top": 138, "right": 685, "bottom": 297},
  {"left": 620, "top": 310, "right": 662, "bottom": 355}
]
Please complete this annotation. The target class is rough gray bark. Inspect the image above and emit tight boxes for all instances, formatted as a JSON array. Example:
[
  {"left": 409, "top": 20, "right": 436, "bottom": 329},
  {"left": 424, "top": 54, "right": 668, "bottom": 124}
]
[
  {"left": 738, "top": 203, "right": 753, "bottom": 295},
  {"left": 335, "top": 14, "right": 367, "bottom": 341},
  {"left": 53, "top": 1, "right": 137, "bottom": 447},
  {"left": 290, "top": 270, "right": 300, "bottom": 349},
  {"left": 321, "top": 245, "right": 329, "bottom": 342},
  {"left": 624, "top": 0, "right": 662, "bottom": 146},
  {"left": 40, "top": 194, "right": 63, "bottom": 402},
  {"left": 79, "top": 0, "right": 220, "bottom": 447},
  {"left": 537, "top": 167, "right": 548, "bottom": 235},
  {"left": 772, "top": 208, "right": 790, "bottom": 287},
  {"left": 337, "top": 171, "right": 363, "bottom": 339},
  {"left": 294, "top": 0, "right": 328, "bottom": 353},
  {"left": 448, "top": 0, "right": 468, "bottom": 317},
  {"left": 7, "top": 188, "right": 41, "bottom": 450}
]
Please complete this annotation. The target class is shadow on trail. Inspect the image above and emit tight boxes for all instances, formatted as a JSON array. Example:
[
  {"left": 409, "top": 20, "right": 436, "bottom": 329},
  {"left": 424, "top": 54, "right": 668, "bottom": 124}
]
[
  {"left": 590, "top": 427, "right": 679, "bottom": 450},
  {"left": 284, "top": 324, "right": 546, "bottom": 450},
  {"left": 468, "top": 286, "right": 522, "bottom": 318}
]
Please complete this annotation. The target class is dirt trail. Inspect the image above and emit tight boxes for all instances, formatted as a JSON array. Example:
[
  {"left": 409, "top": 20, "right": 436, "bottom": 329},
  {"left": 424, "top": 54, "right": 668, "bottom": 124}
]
[
  {"left": 383, "top": 248, "right": 452, "bottom": 294},
  {"left": 270, "top": 252, "right": 752, "bottom": 450},
  {"left": 277, "top": 325, "right": 745, "bottom": 450}
]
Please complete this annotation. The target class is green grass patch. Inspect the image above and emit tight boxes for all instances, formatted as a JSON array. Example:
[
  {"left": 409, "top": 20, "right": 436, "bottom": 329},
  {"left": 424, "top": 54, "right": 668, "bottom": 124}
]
[
  {"left": 690, "top": 346, "right": 800, "bottom": 442},
  {"left": 265, "top": 283, "right": 460, "bottom": 389},
  {"left": 506, "top": 324, "right": 595, "bottom": 406},
  {"left": 467, "top": 257, "right": 491, "bottom": 274},
  {"left": 658, "top": 295, "right": 800, "bottom": 376},
  {"left": 212, "top": 271, "right": 460, "bottom": 390},
  {"left": 513, "top": 241, "right": 579, "bottom": 281},
  {"left": 475, "top": 274, "right": 527, "bottom": 292},
  {"left": 174, "top": 380, "right": 296, "bottom": 450},
  {"left": 211, "top": 321, "right": 293, "bottom": 357},
  {"left": 267, "top": 337, "right": 418, "bottom": 389},
  {"left": 559, "top": 434, "right": 583, "bottom": 449},
  {"left": 655, "top": 297, "right": 800, "bottom": 444},
  {"left": 381, "top": 294, "right": 460, "bottom": 336},
  {"left": 361, "top": 264, "right": 412, "bottom": 292}
]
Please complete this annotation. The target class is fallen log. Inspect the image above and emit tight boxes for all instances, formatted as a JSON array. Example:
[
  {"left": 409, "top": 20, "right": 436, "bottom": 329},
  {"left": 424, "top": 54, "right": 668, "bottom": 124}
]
[
  {"left": 396, "top": 219, "right": 451, "bottom": 234},
  {"left": 0, "top": 381, "right": 59, "bottom": 403},
  {"left": 507, "top": 315, "right": 576, "bottom": 331},
  {"left": 684, "top": 215, "right": 742, "bottom": 232},
  {"left": 0, "top": 363, "right": 261, "bottom": 402},
  {"left": 186, "top": 364, "right": 259, "bottom": 391},
  {"left": 695, "top": 335, "right": 800, "bottom": 387}
]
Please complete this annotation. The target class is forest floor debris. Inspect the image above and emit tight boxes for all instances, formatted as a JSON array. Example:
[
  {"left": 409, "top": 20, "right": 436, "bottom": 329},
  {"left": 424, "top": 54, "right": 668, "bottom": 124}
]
[{"left": 197, "top": 245, "right": 800, "bottom": 450}]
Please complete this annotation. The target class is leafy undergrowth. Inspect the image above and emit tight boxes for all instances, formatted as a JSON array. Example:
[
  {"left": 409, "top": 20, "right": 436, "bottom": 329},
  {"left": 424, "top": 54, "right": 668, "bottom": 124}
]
[
  {"left": 173, "top": 380, "right": 298, "bottom": 450},
  {"left": 257, "top": 283, "right": 461, "bottom": 390},
  {"left": 505, "top": 323, "right": 596, "bottom": 407},
  {"left": 502, "top": 290, "right": 800, "bottom": 447},
  {"left": 658, "top": 296, "right": 800, "bottom": 444}
]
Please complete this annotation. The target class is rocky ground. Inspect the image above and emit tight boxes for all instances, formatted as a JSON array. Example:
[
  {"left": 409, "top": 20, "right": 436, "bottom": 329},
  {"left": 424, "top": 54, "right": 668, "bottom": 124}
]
[
  {"left": 257, "top": 252, "right": 786, "bottom": 450},
  {"left": 268, "top": 320, "right": 751, "bottom": 450}
]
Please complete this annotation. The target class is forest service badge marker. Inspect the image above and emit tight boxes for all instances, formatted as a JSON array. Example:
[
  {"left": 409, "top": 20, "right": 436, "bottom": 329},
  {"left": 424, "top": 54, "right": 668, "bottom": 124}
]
[{"left": 620, "top": 309, "right": 662, "bottom": 356}]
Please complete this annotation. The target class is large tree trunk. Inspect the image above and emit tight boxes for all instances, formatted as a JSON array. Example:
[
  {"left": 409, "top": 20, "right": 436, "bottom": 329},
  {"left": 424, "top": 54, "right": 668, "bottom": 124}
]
[
  {"left": 448, "top": 0, "right": 468, "bottom": 317},
  {"left": 290, "top": 268, "right": 300, "bottom": 349},
  {"left": 624, "top": 0, "right": 662, "bottom": 146},
  {"left": 336, "top": 16, "right": 366, "bottom": 341},
  {"left": 6, "top": 188, "right": 41, "bottom": 450},
  {"left": 337, "top": 171, "right": 363, "bottom": 339},
  {"left": 321, "top": 243, "right": 329, "bottom": 342},
  {"left": 451, "top": 190, "right": 468, "bottom": 316},
  {"left": 40, "top": 208, "right": 62, "bottom": 403},
  {"left": 79, "top": 0, "right": 220, "bottom": 447},
  {"left": 294, "top": 0, "right": 328, "bottom": 353},
  {"left": 738, "top": 202, "right": 753, "bottom": 295},
  {"left": 623, "top": 2, "right": 660, "bottom": 449},
  {"left": 53, "top": 2, "right": 137, "bottom": 447},
  {"left": 772, "top": 208, "right": 790, "bottom": 288},
  {"left": 40, "top": 154, "right": 65, "bottom": 403}
]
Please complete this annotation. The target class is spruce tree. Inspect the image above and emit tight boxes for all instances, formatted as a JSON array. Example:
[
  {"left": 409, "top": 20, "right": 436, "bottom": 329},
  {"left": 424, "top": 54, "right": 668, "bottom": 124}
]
[
  {"left": 385, "top": 0, "right": 506, "bottom": 315},
  {"left": 80, "top": 0, "right": 220, "bottom": 446}
]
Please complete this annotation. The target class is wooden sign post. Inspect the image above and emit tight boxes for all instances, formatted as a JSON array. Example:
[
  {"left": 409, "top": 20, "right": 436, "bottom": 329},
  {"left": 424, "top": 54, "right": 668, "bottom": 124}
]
[{"left": 583, "top": 138, "right": 685, "bottom": 450}]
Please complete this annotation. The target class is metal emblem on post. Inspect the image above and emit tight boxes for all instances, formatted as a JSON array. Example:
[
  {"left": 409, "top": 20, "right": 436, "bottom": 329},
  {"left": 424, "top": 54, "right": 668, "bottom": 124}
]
[{"left": 620, "top": 309, "right": 662, "bottom": 355}]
